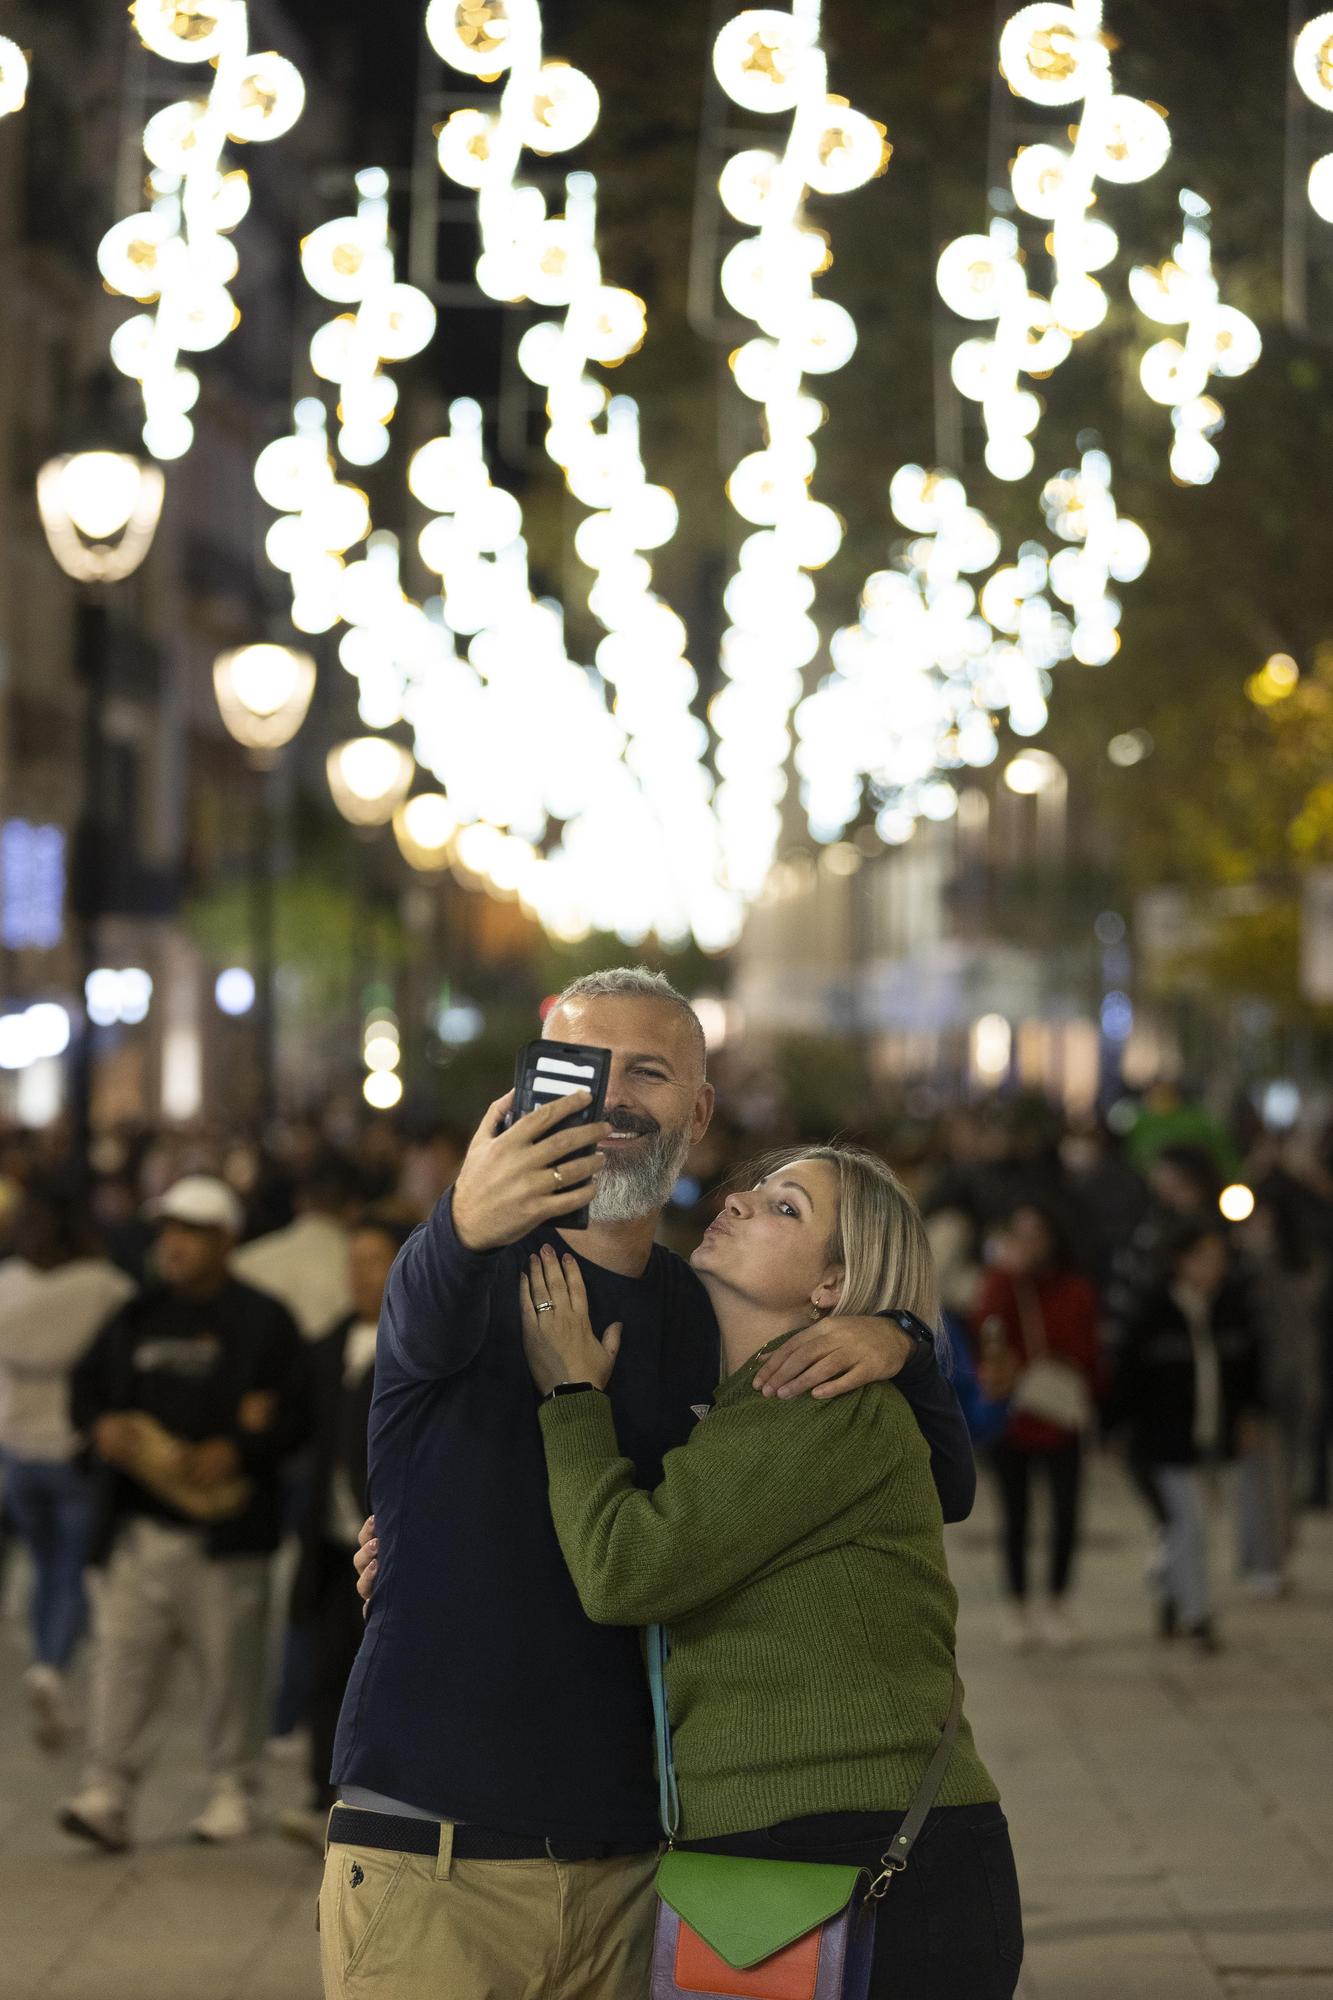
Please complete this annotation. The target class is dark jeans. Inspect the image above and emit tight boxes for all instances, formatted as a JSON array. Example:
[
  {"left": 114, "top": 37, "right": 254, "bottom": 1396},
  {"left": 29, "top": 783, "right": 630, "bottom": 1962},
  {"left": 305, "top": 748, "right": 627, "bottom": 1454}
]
[
  {"left": 990, "top": 1437, "right": 1083, "bottom": 1599},
  {"left": 682, "top": 1803, "right": 1022, "bottom": 2000},
  {"left": 2, "top": 1454, "right": 92, "bottom": 1668}
]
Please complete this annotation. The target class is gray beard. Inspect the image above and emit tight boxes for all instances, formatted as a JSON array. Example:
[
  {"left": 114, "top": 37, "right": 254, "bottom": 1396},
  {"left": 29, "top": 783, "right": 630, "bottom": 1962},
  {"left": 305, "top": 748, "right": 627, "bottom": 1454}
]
[{"left": 588, "top": 1120, "right": 694, "bottom": 1224}]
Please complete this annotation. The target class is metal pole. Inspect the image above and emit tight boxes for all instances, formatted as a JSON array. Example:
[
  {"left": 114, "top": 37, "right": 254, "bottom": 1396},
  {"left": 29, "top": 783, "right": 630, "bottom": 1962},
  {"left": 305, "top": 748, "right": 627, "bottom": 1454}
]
[
  {"left": 249, "top": 757, "right": 277, "bottom": 1132},
  {"left": 69, "top": 592, "right": 109, "bottom": 1176}
]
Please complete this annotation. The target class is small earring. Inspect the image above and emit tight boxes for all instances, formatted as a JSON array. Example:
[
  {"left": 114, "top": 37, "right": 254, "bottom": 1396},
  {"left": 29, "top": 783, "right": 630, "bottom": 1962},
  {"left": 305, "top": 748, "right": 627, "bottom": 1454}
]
[{"left": 809, "top": 1301, "right": 825, "bottom": 1322}]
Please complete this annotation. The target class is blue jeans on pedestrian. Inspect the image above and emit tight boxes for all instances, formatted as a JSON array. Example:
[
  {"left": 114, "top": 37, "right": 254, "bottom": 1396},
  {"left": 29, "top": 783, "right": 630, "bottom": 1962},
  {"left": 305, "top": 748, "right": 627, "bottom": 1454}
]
[{"left": 2, "top": 1454, "right": 92, "bottom": 1669}]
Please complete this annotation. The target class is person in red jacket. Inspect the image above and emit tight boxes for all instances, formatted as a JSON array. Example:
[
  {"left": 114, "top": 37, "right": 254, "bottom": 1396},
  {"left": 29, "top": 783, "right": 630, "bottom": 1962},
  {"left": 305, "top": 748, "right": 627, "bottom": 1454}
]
[{"left": 972, "top": 1201, "right": 1100, "bottom": 1650}]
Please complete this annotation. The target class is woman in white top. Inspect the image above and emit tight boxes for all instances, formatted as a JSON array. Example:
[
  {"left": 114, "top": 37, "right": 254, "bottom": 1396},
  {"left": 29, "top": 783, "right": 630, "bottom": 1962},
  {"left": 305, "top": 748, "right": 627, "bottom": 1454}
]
[{"left": 0, "top": 1186, "right": 132, "bottom": 1746}]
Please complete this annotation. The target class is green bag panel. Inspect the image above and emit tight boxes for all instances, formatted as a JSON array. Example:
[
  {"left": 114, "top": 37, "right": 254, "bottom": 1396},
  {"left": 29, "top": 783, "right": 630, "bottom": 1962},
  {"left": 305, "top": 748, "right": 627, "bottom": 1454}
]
[{"left": 655, "top": 1848, "right": 863, "bottom": 1971}]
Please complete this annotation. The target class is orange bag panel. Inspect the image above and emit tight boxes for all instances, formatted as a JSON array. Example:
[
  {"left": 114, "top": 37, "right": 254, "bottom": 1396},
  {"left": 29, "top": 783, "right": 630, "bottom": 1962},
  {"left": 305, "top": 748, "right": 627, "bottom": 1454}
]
[{"left": 674, "top": 1918, "right": 825, "bottom": 2000}]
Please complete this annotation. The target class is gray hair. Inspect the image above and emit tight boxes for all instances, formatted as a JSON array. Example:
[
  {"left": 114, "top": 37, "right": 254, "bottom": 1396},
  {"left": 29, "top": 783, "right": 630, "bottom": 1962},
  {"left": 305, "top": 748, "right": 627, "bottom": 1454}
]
[{"left": 550, "top": 967, "right": 707, "bottom": 1077}]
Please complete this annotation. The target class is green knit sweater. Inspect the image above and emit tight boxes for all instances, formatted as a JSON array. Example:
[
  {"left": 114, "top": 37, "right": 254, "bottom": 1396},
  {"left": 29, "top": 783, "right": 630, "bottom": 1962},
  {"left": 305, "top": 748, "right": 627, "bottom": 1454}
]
[{"left": 539, "top": 1334, "right": 999, "bottom": 1840}]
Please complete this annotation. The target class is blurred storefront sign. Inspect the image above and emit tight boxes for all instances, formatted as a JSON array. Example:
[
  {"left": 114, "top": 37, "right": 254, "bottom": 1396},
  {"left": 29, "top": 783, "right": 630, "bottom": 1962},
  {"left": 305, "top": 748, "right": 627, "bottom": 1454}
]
[{"left": 1, "top": 819, "right": 66, "bottom": 949}]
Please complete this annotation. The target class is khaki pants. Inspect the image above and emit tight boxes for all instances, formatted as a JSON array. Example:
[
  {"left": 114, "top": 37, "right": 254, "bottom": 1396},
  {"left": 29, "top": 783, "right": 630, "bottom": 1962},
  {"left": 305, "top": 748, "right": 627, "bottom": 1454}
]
[
  {"left": 319, "top": 1816, "right": 660, "bottom": 2000},
  {"left": 84, "top": 1517, "right": 271, "bottom": 1807}
]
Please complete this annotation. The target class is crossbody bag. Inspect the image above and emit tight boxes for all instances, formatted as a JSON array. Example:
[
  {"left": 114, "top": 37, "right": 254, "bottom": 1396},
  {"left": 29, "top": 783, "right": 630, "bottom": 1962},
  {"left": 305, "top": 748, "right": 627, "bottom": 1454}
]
[
  {"left": 1007, "top": 1281, "right": 1094, "bottom": 1434},
  {"left": 646, "top": 1622, "right": 962, "bottom": 2000}
]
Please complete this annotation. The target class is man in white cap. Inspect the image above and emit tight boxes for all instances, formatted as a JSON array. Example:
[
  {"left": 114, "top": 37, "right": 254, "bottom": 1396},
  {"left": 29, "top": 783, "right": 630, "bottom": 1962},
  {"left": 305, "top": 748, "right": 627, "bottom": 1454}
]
[{"left": 58, "top": 1176, "right": 308, "bottom": 1852}]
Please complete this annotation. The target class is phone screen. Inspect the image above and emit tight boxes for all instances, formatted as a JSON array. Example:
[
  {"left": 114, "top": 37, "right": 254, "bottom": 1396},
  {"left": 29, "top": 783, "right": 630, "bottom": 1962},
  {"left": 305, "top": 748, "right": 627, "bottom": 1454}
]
[
  {"left": 509, "top": 1040, "right": 612, "bottom": 1229},
  {"left": 516, "top": 1047, "right": 606, "bottom": 1116}
]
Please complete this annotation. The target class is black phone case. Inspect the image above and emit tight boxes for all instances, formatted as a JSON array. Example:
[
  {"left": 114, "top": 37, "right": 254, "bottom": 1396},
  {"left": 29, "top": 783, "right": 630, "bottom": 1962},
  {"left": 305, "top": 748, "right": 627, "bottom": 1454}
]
[{"left": 508, "top": 1040, "right": 611, "bottom": 1230}]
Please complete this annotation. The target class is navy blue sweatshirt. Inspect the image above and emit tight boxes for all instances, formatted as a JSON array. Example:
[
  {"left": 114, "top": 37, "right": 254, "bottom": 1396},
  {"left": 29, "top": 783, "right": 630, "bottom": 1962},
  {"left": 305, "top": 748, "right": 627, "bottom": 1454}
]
[{"left": 332, "top": 1191, "right": 975, "bottom": 1846}]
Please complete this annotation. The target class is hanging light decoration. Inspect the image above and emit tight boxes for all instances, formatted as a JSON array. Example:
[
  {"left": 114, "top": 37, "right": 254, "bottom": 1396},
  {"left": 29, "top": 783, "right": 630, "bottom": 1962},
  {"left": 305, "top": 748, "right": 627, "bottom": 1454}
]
[
  {"left": 103, "top": 1, "right": 306, "bottom": 461},
  {"left": 1038, "top": 447, "right": 1150, "bottom": 664},
  {"left": 0, "top": 35, "right": 29, "bottom": 118},
  {"left": 301, "top": 168, "right": 436, "bottom": 467},
  {"left": 255, "top": 167, "right": 435, "bottom": 639},
  {"left": 428, "top": 9, "right": 743, "bottom": 951},
  {"left": 710, "top": 1, "right": 890, "bottom": 900},
  {"left": 1296, "top": 12, "right": 1333, "bottom": 220},
  {"left": 794, "top": 469, "right": 1015, "bottom": 845},
  {"left": 939, "top": 0, "right": 1171, "bottom": 480},
  {"left": 429, "top": 0, "right": 601, "bottom": 299},
  {"left": 255, "top": 398, "right": 371, "bottom": 636},
  {"left": 792, "top": 441, "right": 1151, "bottom": 850},
  {"left": 1129, "top": 190, "right": 1259, "bottom": 486}
]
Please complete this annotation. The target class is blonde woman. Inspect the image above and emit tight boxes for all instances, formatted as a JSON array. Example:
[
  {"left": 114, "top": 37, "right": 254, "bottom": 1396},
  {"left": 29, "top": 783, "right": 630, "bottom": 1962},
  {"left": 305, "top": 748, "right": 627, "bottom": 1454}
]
[{"left": 522, "top": 1144, "right": 1022, "bottom": 1999}]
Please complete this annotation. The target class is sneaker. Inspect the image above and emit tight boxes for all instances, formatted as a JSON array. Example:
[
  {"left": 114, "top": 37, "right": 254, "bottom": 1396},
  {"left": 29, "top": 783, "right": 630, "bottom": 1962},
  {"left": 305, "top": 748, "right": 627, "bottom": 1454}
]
[
  {"left": 1033, "top": 1601, "right": 1081, "bottom": 1650},
  {"left": 1187, "top": 1618, "right": 1222, "bottom": 1655},
  {"left": 278, "top": 1806, "right": 328, "bottom": 1854},
  {"left": 998, "top": 1602, "right": 1033, "bottom": 1649},
  {"left": 24, "top": 1664, "right": 71, "bottom": 1753},
  {"left": 58, "top": 1787, "right": 130, "bottom": 1853},
  {"left": 189, "top": 1781, "right": 256, "bottom": 1844}
]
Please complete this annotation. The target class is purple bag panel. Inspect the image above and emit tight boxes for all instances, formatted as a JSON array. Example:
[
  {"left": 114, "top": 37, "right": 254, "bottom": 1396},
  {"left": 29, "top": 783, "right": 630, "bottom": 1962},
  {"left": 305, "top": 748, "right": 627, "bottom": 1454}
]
[{"left": 649, "top": 1898, "right": 875, "bottom": 2000}]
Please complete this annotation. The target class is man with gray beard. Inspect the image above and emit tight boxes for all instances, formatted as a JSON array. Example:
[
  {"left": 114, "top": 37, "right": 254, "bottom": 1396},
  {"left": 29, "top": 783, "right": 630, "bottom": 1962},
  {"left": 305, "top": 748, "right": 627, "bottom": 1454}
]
[{"left": 319, "top": 969, "right": 974, "bottom": 2000}]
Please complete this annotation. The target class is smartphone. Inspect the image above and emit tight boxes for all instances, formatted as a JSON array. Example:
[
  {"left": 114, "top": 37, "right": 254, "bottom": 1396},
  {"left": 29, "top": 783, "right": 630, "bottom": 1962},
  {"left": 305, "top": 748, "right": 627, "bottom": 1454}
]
[{"left": 507, "top": 1040, "right": 612, "bottom": 1230}]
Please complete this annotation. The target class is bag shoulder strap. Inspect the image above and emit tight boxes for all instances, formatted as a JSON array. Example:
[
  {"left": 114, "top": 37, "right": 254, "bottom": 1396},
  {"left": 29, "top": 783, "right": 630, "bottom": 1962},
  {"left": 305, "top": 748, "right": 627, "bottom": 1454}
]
[
  {"left": 1014, "top": 1278, "right": 1048, "bottom": 1359},
  {"left": 867, "top": 1671, "right": 963, "bottom": 1895},
  {"left": 647, "top": 1622, "right": 680, "bottom": 1841},
  {"left": 648, "top": 1621, "right": 962, "bottom": 1874}
]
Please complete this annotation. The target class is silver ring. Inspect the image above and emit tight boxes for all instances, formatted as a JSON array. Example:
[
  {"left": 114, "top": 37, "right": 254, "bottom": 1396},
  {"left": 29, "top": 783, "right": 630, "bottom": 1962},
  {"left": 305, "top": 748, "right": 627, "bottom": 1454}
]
[
  {"left": 552, "top": 1166, "right": 563, "bottom": 1187},
  {"left": 534, "top": 1300, "right": 554, "bottom": 1315}
]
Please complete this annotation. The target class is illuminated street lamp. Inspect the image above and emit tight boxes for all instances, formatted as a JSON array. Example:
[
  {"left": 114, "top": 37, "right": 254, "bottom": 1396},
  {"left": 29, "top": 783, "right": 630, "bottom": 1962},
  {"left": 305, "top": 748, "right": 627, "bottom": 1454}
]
[
  {"left": 1003, "top": 749, "right": 1063, "bottom": 795},
  {"left": 214, "top": 643, "right": 317, "bottom": 1119},
  {"left": 36, "top": 442, "right": 164, "bottom": 1169},
  {"left": 213, "top": 644, "right": 316, "bottom": 756},
  {"left": 326, "top": 737, "right": 416, "bottom": 826},
  {"left": 1003, "top": 748, "right": 1068, "bottom": 865},
  {"left": 392, "top": 792, "right": 457, "bottom": 872},
  {"left": 35, "top": 451, "right": 165, "bottom": 586},
  {"left": 0, "top": 36, "right": 30, "bottom": 119}
]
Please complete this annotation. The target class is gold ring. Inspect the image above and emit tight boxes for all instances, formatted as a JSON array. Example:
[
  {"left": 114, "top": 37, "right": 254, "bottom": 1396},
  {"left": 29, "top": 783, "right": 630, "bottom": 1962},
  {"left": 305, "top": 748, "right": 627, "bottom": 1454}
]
[{"left": 552, "top": 1166, "right": 563, "bottom": 1187}]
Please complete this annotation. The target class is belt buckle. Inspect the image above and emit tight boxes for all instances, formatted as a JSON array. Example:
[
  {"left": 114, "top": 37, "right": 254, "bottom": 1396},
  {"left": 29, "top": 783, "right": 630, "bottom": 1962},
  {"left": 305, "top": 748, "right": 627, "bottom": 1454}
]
[{"left": 545, "top": 1835, "right": 606, "bottom": 1863}]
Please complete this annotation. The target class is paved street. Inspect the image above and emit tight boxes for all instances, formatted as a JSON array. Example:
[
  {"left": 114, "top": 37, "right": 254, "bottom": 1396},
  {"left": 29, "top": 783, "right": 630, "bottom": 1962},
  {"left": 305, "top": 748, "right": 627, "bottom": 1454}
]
[{"left": 0, "top": 1458, "right": 1329, "bottom": 1999}]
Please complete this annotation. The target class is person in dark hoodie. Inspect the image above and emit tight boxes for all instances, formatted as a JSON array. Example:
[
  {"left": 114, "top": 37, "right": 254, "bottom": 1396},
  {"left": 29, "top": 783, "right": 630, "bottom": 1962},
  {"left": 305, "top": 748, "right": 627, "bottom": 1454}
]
[
  {"left": 280, "top": 1209, "right": 414, "bottom": 1850},
  {"left": 59, "top": 1176, "right": 307, "bottom": 1852},
  {"left": 1104, "top": 1217, "right": 1264, "bottom": 1651}
]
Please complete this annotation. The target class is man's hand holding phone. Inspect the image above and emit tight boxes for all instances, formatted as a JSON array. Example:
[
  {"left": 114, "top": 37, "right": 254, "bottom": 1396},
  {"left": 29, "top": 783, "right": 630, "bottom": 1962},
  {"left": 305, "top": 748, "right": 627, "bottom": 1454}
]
[{"left": 451, "top": 1088, "right": 611, "bottom": 1252}]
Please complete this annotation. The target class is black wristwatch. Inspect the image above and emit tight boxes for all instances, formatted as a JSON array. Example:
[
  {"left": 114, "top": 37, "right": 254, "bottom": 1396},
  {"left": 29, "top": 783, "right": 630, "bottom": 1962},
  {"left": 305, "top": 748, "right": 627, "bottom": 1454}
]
[
  {"left": 544, "top": 1381, "right": 599, "bottom": 1400},
  {"left": 883, "top": 1309, "right": 937, "bottom": 1351}
]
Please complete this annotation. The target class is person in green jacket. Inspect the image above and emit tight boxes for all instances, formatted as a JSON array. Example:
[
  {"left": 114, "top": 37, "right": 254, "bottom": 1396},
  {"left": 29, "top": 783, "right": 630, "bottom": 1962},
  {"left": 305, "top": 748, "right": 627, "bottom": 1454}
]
[{"left": 520, "top": 1141, "right": 1022, "bottom": 2000}]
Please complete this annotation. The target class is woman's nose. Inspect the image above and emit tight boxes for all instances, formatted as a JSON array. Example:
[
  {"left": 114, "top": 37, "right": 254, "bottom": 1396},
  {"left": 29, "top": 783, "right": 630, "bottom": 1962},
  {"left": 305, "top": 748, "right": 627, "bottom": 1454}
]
[{"left": 725, "top": 1192, "right": 749, "bottom": 1219}]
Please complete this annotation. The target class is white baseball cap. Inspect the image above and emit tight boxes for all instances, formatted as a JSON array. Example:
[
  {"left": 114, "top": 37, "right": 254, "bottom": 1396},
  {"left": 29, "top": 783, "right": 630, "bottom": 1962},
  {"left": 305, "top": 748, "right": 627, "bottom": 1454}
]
[{"left": 146, "top": 1175, "right": 245, "bottom": 1237}]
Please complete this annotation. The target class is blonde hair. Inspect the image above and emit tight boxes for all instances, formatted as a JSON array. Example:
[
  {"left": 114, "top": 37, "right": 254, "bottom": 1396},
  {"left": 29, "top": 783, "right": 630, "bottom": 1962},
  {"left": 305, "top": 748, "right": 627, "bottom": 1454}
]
[{"left": 748, "top": 1143, "right": 941, "bottom": 1330}]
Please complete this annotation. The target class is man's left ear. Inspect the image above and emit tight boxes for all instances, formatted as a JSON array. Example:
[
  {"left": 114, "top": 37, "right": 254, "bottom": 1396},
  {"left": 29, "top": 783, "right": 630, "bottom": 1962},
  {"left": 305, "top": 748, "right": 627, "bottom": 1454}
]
[{"left": 691, "top": 1081, "right": 716, "bottom": 1145}]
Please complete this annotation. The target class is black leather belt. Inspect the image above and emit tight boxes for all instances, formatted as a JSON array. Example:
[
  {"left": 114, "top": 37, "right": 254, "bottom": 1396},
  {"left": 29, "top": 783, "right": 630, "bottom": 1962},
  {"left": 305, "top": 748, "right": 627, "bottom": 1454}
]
[{"left": 326, "top": 1804, "right": 654, "bottom": 1864}]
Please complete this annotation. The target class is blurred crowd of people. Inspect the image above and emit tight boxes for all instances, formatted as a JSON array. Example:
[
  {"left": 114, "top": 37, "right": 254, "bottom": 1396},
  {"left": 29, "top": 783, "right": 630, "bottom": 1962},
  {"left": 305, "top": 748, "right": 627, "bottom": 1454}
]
[
  {"left": 0, "top": 1116, "right": 464, "bottom": 1850},
  {"left": 0, "top": 1079, "right": 1327, "bottom": 1851}
]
